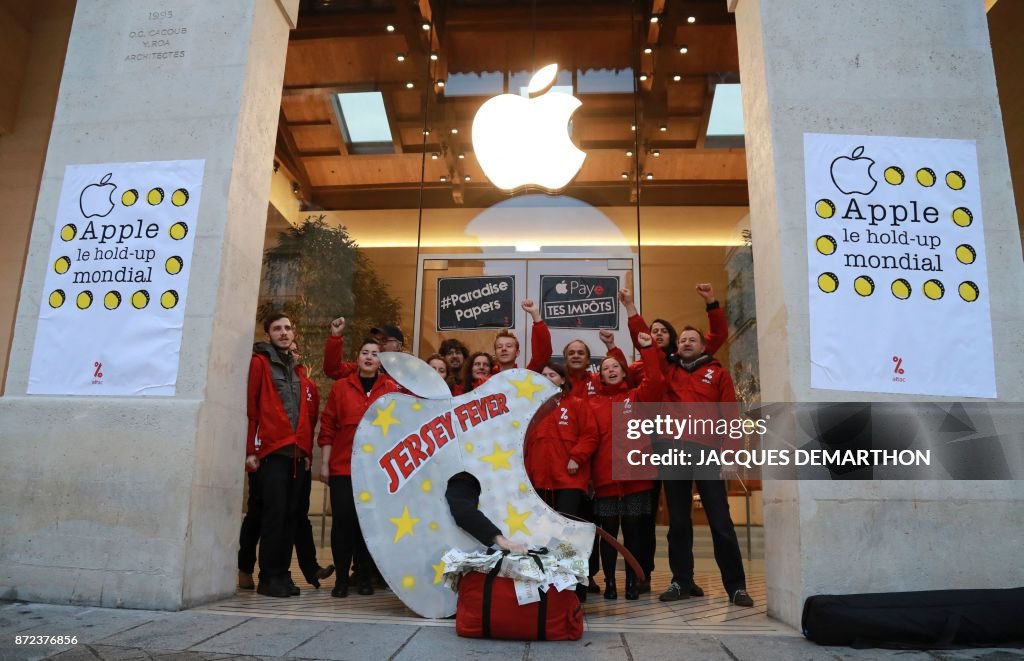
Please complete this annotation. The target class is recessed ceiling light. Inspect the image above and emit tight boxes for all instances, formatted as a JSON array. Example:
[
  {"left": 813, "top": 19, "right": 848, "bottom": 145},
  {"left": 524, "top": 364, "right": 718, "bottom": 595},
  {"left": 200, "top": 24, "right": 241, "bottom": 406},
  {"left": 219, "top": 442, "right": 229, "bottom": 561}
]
[
  {"left": 687, "top": 16, "right": 696, "bottom": 23},
  {"left": 621, "top": 172, "right": 629, "bottom": 179},
  {"left": 436, "top": 80, "right": 445, "bottom": 88},
  {"left": 458, "top": 153, "right": 465, "bottom": 159},
  {"left": 653, "top": 149, "right": 661, "bottom": 157},
  {"left": 679, "top": 45, "right": 689, "bottom": 54},
  {"left": 646, "top": 172, "right": 654, "bottom": 180},
  {"left": 423, "top": 129, "right": 431, "bottom": 136},
  {"left": 386, "top": 24, "right": 395, "bottom": 32},
  {"left": 430, "top": 51, "right": 439, "bottom": 61},
  {"left": 673, "top": 74, "right": 681, "bottom": 82},
  {"left": 631, "top": 124, "right": 637, "bottom": 131},
  {"left": 431, "top": 153, "right": 439, "bottom": 160},
  {"left": 650, "top": 15, "right": 660, "bottom": 23},
  {"left": 396, "top": 53, "right": 406, "bottom": 62},
  {"left": 421, "top": 22, "right": 430, "bottom": 31},
  {"left": 451, "top": 128, "right": 458, "bottom": 134},
  {"left": 643, "top": 47, "right": 653, "bottom": 55},
  {"left": 626, "top": 150, "right": 633, "bottom": 157},
  {"left": 639, "top": 73, "right": 649, "bottom": 82},
  {"left": 440, "top": 175, "right": 447, "bottom": 182},
  {"left": 659, "top": 124, "right": 668, "bottom": 132},
  {"left": 406, "top": 81, "right": 414, "bottom": 89},
  {"left": 464, "top": 175, "right": 471, "bottom": 182}
]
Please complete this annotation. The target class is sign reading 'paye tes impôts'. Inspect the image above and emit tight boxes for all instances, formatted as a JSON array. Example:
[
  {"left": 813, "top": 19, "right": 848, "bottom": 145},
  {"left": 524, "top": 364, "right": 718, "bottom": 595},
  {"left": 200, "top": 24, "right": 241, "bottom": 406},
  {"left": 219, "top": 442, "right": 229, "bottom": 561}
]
[
  {"left": 804, "top": 133, "right": 994, "bottom": 398},
  {"left": 436, "top": 276, "right": 516, "bottom": 330},
  {"left": 540, "top": 275, "right": 619, "bottom": 329},
  {"left": 28, "top": 159, "right": 204, "bottom": 396}
]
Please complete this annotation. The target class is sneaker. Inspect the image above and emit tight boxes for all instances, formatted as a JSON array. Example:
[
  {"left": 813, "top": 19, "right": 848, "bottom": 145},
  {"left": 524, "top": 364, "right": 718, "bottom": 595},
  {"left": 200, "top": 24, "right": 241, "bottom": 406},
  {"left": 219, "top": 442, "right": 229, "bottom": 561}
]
[
  {"left": 730, "top": 589, "right": 754, "bottom": 607},
  {"left": 689, "top": 580, "right": 705, "bottom": 597},
  {"left": 659, "top": 581, "right": 689, "bottom": 602},
  {"left": 237, "top": 570, "right": 255, "bottom": 590}
]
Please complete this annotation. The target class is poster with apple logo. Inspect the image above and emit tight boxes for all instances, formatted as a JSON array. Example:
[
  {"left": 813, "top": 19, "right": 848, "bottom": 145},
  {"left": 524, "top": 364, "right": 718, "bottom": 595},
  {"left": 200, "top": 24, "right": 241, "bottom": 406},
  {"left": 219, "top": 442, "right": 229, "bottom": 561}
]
[
  {"left": 539, "top": 275, "right": 619, "bottom": 329},
  {"left": 27, "top": 159, "right": 204, "bottom": 396},
  {"left": 804, "top": 133, "right": 994, "bottom": 398}
]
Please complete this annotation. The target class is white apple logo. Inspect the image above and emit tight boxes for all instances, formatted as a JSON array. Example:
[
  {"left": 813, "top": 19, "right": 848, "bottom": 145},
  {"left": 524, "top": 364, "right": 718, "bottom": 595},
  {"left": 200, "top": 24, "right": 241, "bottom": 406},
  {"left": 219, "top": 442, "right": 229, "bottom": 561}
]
[
  {"left": 830, "top": 146, "right": 877, "bottom": 195},
  {"left": 555, "top": 280, "right": 568, "bottom": 295},
  {"left": 471, "top": 64, "right": 586, "bottom": 191},
  {"left": 79, "top": 173, "right": 117, "bottom": 218}
]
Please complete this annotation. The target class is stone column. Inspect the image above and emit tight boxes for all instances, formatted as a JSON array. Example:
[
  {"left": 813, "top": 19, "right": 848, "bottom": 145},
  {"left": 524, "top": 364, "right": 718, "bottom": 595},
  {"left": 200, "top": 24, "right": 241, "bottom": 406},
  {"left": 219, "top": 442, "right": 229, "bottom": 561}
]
[
  {"left": 0, "top": 0, "right": 297, "bottom": 609},
  {"left": 730, "top": 0, "right": 1024, "bottom": 627}
]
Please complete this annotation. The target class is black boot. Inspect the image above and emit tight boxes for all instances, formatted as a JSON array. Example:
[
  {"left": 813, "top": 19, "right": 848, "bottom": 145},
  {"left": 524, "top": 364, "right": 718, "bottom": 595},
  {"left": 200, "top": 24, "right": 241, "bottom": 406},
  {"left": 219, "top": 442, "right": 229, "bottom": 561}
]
[
  {"left": 256, "top": 575, "right": 292, "bottom": 598},
  {"left": 625, "top": 574, "right": 639, "bottom": 601},
  {"left": 357, "top": 571, "right": 374, "bottom": 595},
  {"left": 604, "top": 580, "right": 618, "bottom": 600},
  {"left": 575, "top": 584, "right": 588, "bottom": 602}
]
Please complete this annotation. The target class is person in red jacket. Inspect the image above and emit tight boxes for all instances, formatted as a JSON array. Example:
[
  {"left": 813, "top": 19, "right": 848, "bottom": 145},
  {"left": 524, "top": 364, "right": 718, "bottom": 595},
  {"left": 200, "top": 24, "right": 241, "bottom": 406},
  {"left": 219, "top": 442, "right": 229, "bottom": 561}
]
[
  {"left": 317, "top": 338, "right": 399, "bottom": 598},
  {"left": 659, "top": 327, "right": 754, "bottom": 608},
  {"left": 245, "top": 313, "right": 320, "bottom": 598},
  {"left": 455, "top": 351, "right": 494, "bottom": 395},
  {"left": 524, "top": 363, "right": 599, "bottom": 517},
  {"left": 492, "top": 299, "right": 552, "bottom": 372},
  {"left": 589, "top": 332, "right": 665, "bottom": 601}
]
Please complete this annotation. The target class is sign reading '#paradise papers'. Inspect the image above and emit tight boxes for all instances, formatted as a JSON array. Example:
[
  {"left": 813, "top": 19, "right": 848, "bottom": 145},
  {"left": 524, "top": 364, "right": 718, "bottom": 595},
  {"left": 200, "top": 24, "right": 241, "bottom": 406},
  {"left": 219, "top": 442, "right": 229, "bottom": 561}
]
[
  {"left": 436, "top": 275, "right": 515, "bottom": 330},
  {"left": 28, "top": 159, "right": 204, "bottom": 396},
  {"left": 540, "top": 274, "right": 619, "bottom": 329},
  {"left": 804, "top": 133, "right": 994, "bottom": 398}
]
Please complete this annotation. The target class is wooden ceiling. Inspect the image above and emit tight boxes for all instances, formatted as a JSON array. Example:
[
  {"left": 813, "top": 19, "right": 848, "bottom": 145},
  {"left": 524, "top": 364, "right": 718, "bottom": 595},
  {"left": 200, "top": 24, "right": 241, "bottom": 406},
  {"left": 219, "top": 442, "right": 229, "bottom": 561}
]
[{"left": 276, "top": 0, "right": 747, "bottom": 209}]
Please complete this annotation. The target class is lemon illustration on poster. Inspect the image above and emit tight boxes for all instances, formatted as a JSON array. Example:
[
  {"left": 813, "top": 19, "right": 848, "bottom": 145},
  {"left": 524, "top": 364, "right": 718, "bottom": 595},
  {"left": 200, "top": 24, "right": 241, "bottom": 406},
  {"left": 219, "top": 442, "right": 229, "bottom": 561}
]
[
  {"left": 804, "top": 133, "right": 993, "bottom": 398},
  {"left": 28, "top": 159, "right": 204, "bottom": 396},
  {"left": 351, "top": 352, "right": 596, "bottom": 619}
]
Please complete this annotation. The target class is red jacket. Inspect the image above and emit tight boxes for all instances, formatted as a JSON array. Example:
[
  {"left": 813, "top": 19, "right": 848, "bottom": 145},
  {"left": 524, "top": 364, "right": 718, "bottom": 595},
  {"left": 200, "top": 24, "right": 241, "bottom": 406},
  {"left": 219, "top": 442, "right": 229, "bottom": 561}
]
[
  {"left": 246, "top": 350, "right": 319, "bottom": 460},
  {"left": 665, "top": 356, "right": 740, "bottom": 451},
  {"left": 322, "top": 335, "right": 354, "bottom": 381},
  {"left": 523, "top": 394, "right": 599, "bottom": 491},
  {"left": 589, "top": 346, "right": 665, "bottom": 498},
  {"left": 625, "top": 305, "right": 727, "bottom": 385},
  {"left": 317, "top": 372, "right": 400, "bottom": 476},
  {"left": 494, "top": 320, "right": 552, "bottom": 373}
]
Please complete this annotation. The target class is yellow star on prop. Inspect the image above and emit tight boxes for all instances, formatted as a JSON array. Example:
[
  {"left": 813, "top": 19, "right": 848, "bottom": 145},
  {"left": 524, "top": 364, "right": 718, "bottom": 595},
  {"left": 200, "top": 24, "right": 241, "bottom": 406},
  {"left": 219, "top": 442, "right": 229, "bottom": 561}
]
[
  {"left": 412, "top": 401, "right": 423, "bottom": 411},
  {"left": 480, "top": 443, "right": 514, "bottom": 471},
  {"left": 504, "top": 503, "right": 531, "bottom": 537},
  {"left": 389, "top": 505, "right": 420, "bottom": 543},
  {"left": 510, "top": 374, "right": 544, "bottom": 401},
  {"left": 372, "top": 400, "right": 400, "bottom": 436},
  {"left": 511, "top": 420, "right": 520, "bottom": 429},
  {"left": 432, "top": 560, "right": 446, "bottom": 585}
]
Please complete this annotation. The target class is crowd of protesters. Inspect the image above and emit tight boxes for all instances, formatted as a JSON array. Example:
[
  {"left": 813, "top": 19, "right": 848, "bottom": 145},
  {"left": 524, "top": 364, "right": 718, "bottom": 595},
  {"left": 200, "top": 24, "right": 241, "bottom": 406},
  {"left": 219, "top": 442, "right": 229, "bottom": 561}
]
[{"left": 239, "top": 284, "right": 753, "bottom": 609}]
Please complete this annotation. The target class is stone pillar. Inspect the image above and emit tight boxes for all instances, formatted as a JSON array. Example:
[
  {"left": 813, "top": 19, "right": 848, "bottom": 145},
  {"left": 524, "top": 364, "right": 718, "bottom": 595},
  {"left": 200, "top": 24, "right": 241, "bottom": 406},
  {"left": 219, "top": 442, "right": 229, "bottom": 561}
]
[
  {"left": 0, "top": 0, "right": 297, "bottom": 609},
  {"left": 730, "top": 0, "right": 1024, "bottom": 627}
]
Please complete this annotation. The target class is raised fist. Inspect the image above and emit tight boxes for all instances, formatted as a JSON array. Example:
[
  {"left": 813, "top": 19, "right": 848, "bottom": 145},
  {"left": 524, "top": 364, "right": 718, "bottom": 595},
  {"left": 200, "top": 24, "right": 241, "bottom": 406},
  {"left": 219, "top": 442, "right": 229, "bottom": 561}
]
[
  {"left": 599, "top": 329, "right": 615, "bottom": 348},
  {"left": 637, "top": 332, "right": 653, "bottom": 348},
  {"left": 329, "top": 316, "right": 346, "bottom": 336},
  {"left": 617, "top": 288, "right": 634, "bottom": 305},
  {"left": 695, "top": 283, "right": 715, "bottom": 303}
]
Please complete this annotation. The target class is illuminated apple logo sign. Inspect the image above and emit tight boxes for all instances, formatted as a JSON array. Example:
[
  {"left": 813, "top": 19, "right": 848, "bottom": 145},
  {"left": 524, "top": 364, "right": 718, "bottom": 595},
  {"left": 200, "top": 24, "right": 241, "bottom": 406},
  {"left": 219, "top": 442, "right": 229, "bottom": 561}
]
[
  {"left": 471, "top": 64, "right": 586, "bottom": 192},
  {"left": 830, "top": 146, "right": 877, "bottom": 195},
  {"left": 350, "top": 352, "right": 596, "bottom": 619},
  {"left": 79, "top": 173, "right": 117, "bottom": 218}
]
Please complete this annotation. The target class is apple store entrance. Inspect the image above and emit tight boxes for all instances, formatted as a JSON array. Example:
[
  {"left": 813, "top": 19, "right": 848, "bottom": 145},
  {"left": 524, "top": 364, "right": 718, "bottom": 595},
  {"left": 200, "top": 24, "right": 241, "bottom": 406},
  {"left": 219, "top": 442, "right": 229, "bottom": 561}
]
[{"left": 231, "top": 0, "right": 766, "bottom": 632}]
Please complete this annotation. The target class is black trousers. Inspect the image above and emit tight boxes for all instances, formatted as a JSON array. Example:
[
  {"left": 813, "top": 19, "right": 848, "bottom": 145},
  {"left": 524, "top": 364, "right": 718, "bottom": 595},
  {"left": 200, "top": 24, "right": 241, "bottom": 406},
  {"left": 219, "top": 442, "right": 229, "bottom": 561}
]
[
  {"left": 329, "top": 475, "right": 371, "bottom": 581},
  {"left": 538, "top": 488, "right": 586, "bottom": 519},
  {"left": 238, "top": 466, "right": 322, "bottom": 582},
  {"left": 663, "top": 466, "right": 746, "bottom": 594},
  {"left": 598, "top": 510, "right": 651, "bottom": 585},
  {"left": 254, "top": 454, "right": 305, "bottom": 582}
]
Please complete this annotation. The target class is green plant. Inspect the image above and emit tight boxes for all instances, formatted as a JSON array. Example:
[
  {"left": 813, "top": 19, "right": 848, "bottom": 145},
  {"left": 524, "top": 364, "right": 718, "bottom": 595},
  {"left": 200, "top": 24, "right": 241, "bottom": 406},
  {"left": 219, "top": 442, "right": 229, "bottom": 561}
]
[{"left": 257, "top": 214, "right": 402, "bottom": 397}]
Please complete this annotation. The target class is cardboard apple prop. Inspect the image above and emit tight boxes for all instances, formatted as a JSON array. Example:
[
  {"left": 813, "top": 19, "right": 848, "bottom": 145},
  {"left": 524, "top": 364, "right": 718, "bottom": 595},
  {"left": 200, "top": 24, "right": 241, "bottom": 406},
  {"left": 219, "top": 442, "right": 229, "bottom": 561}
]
[
  {"left": 351, "top": 352, "right": 596, "bottom": 618},
  {"left": 471, "top": 64, "right": 586, "bottom": 192}
]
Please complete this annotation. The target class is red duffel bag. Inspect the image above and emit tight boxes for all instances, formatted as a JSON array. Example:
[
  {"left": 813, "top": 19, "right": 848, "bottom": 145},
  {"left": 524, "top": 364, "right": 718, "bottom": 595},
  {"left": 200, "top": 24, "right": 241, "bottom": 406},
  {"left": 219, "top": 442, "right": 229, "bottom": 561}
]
[{"left": 455, "top": 553, "right": 583, "bottom": 641}]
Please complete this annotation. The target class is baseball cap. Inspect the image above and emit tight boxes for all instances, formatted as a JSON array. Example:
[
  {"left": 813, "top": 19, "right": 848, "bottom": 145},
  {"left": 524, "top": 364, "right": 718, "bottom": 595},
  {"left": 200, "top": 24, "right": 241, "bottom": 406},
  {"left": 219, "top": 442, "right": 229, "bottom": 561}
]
[{"left": 371, "top": 323, "right": 404, "bottom": 345}]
